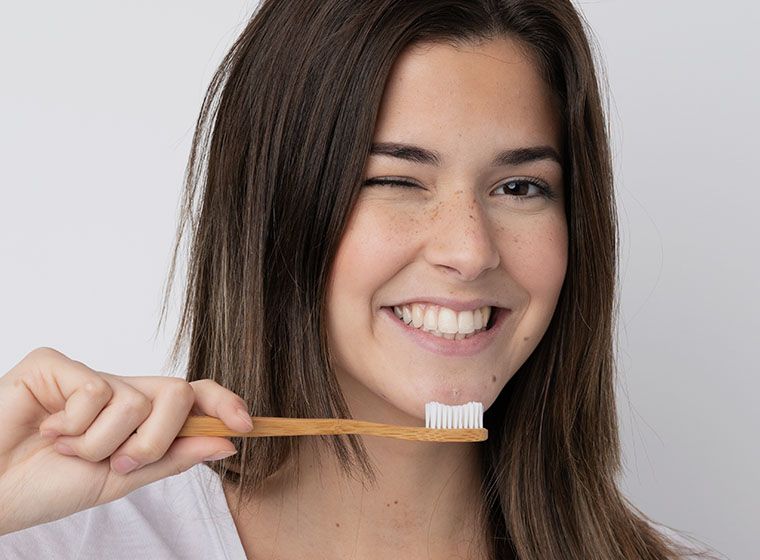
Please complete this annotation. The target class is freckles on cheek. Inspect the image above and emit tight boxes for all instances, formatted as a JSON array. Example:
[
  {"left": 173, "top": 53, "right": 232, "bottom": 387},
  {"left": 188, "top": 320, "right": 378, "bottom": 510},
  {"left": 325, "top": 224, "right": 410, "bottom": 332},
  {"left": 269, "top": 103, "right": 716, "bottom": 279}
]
[{"left": 506, "top": 218, "right": 568, "bottom": 293}]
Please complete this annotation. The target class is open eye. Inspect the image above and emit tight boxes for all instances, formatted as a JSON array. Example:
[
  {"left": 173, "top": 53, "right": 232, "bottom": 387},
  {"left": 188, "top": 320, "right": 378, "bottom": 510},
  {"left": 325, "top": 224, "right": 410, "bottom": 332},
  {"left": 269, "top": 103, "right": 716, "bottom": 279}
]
[{"left": 492, "top": 178, "right": 554, "bottom": 199}]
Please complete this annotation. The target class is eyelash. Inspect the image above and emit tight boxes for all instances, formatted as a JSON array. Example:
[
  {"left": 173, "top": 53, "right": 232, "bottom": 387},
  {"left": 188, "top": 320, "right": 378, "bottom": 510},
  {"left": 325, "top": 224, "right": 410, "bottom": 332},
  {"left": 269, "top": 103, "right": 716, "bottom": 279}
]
[{"left": 361, "top": 176, "right": 558, "bottom": 201}]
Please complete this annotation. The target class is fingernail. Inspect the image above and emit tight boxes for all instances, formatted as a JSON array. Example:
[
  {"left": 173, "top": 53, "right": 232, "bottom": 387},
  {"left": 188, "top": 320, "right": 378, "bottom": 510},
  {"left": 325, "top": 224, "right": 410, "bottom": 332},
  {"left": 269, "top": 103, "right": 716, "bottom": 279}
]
[
  {"left": 112, "top": 455, "right": 140, "bottom": 475},
  {"left": 54, "top": 442, "right": 75, "bottom": 456},
  {"left": 204, "top": 450, "right": 237, "bottom": 462},
  {"left": 236, "top": 408, "right": 254, "bottom": 431}
]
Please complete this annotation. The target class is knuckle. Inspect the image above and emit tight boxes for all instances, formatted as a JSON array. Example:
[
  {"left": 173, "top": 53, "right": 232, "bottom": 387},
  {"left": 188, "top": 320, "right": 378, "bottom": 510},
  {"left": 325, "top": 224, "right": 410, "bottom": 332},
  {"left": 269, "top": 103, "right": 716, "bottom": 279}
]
[
  {"left": 25, "top": 346, "right": 66, "bottom": 366},
  {"left": 163, "top": 379, "right": 195, "bottom": 408},
  {"left": 29, "top": 346, "right": 63, "bottom": 359},
  {"left": 117, "top": 393, "right": 152, "bottom": 420},
  {"left": 83, "top": 377, "right": 112, "bottom": 401}
]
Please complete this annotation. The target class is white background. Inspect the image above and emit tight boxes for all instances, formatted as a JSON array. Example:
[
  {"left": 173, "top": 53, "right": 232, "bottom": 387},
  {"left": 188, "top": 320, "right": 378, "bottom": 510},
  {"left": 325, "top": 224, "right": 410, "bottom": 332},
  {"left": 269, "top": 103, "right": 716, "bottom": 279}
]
[{"left": 0, "top": 2, "right": 756, "bottom": 558}]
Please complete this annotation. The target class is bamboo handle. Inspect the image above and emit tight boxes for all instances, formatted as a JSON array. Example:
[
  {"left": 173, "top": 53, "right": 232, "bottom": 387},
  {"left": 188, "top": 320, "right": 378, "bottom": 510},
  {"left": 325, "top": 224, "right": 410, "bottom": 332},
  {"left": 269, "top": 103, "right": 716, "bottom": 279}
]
[{"left": 178, "top": 415, "right": 487, "bottom": 442}]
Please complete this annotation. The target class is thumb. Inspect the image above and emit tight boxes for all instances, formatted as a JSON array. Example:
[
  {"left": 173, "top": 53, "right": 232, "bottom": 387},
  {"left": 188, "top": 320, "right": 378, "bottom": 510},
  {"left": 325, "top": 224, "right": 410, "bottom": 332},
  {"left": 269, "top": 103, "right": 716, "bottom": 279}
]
[{"left": 120, "top": 436, "right": 237, "bottom": 490}]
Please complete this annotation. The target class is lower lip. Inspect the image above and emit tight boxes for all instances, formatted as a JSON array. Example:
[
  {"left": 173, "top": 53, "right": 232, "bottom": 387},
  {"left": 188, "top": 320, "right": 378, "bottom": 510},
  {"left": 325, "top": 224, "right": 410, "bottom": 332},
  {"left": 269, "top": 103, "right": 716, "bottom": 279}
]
[{"left": 381, "top": 307, "right": 509, "bottom": 357}]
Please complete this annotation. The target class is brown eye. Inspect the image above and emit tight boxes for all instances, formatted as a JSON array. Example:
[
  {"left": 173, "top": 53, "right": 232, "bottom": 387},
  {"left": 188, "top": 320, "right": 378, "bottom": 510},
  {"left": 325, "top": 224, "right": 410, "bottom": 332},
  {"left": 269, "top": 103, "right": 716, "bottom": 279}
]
[{"left": 494, "top": 179, "right": 542, "bottom": 197}]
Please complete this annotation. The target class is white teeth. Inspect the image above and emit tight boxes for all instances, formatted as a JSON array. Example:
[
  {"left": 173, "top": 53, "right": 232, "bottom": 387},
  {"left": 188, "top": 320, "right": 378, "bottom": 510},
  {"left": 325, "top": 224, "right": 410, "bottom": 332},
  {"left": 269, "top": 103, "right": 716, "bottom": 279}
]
[
  {"left": 391, "top": 303, "right": 494, "bottom": 337},
  {"left": 473, "top": 308, "right": 483, "bottom": 330},
  {"left": 402, "top": 305, "right": 412, "bottom": 325},
  {"left": 457, "top": 310, "right": 474, "bottom": 334},
  {"left": 412, "top": 305, "right": 424, "bottom": 328},
  {"left": 425, "top": 401, "right": 484, "bottom": 429},
  {"left": 438, "top": 308, "right": 459, "bottom": 334},
  {"left": 423, "top": 307, "right": 437, "bottom": 330}
]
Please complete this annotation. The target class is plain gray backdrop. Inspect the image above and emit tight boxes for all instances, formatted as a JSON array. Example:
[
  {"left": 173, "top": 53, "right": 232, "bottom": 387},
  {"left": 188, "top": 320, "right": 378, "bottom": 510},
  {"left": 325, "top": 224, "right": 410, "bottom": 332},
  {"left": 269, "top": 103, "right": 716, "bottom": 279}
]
[{"left": 1, "top": 2, "right": 757, "bottom": 558}]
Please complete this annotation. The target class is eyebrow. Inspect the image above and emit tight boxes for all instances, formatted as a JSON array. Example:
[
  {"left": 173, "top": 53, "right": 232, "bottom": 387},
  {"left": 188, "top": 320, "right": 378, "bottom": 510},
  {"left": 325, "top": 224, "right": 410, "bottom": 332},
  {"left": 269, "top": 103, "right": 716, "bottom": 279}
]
[{"left": 369, "top": 142, "right": 563, "bottom": 167}]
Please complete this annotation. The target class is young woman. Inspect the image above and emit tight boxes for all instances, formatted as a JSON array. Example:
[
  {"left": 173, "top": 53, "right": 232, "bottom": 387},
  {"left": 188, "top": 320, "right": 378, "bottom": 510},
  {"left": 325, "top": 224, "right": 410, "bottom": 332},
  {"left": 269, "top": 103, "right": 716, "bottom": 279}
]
[{"left": 0, "top": 1, "right": 720, "bottom": 558}]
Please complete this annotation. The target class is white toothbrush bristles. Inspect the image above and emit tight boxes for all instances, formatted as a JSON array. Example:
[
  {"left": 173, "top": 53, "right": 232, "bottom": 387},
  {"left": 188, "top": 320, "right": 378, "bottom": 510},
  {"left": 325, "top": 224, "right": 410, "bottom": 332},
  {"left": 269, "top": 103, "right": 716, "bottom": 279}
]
[{"left": 425, "top": 401, "right": 484, "bottom": 429}]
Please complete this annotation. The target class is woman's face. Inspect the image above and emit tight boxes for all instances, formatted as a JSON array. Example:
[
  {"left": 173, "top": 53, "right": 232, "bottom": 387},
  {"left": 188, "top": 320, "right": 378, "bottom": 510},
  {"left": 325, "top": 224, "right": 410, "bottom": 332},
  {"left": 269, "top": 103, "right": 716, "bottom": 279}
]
[{"left": 326, "top": 37, "right": 567, "bottom": 425}]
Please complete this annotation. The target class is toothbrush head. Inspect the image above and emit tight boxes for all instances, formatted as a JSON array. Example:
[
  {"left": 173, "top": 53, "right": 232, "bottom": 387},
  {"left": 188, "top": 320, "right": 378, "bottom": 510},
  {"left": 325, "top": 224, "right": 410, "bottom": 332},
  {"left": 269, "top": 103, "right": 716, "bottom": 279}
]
[{"left": 425, "top": 401, "right": 484, "bottom": 429}]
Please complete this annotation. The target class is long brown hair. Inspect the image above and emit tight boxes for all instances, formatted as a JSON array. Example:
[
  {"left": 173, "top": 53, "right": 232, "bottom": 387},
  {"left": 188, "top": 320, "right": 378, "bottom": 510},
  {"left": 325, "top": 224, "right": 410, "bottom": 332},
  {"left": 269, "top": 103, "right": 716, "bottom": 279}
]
[{"left": 159, "top": 1, "right": 717, "bottom": 558}]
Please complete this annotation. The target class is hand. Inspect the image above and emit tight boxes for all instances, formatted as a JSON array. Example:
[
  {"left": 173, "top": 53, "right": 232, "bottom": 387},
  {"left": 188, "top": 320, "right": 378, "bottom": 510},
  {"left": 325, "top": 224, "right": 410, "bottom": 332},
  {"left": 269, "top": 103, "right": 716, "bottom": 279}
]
[{"left": 0, "top": 347, "right": 253, "bottom": 536}]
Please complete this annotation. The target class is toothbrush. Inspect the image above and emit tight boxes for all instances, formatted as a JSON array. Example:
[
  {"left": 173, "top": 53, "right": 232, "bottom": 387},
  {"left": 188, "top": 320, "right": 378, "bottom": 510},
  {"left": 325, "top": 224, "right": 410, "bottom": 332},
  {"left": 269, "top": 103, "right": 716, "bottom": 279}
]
[{"left": 177, "top": 401, "right": 486, "bottom": 442}]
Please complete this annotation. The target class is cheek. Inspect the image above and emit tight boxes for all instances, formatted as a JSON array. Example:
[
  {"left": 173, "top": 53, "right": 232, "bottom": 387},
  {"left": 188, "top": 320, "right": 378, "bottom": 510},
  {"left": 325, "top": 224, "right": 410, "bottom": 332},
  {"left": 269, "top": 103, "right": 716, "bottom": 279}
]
[
  {"left": 329, "top": 201, "right": 421, "bottom": 299},
  {"left": 327, "top": 200, "right": 420, "bottom": 325},
  {"left": 326, "top": 200, "right": 422, "bottom": 382},
  {"left": 501, "top": 212, "right": 568, "bottom": 301}
]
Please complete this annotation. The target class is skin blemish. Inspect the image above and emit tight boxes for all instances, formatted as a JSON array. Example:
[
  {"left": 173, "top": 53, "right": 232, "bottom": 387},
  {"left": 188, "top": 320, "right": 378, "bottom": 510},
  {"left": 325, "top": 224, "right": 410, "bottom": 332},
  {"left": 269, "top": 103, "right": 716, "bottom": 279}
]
[
  {"left": 491, "top": 375, "right": 496, "bottom": 383},
  {"left": 335, "top": 522, "right": 340, "bottom": 527},
  {"left": 523, "top": 336, "right": 529, "bottom": 341},
  {"left": 394, "top": 500, "right": 398, "bottom": 504}
]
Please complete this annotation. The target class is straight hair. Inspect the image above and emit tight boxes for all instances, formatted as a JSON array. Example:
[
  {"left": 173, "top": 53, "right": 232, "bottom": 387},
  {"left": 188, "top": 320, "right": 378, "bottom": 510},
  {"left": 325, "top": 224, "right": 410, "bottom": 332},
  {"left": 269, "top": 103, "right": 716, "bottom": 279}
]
[{"left": 160, "top": 1, "right": 717, "bottom": 558}]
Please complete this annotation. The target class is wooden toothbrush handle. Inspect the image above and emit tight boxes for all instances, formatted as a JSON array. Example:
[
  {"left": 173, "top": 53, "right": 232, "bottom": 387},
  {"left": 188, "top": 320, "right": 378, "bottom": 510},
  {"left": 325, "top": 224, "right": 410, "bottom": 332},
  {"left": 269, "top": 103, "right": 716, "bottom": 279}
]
[{"left": 177, "top": 415, "right": 487, "bottom": 442}]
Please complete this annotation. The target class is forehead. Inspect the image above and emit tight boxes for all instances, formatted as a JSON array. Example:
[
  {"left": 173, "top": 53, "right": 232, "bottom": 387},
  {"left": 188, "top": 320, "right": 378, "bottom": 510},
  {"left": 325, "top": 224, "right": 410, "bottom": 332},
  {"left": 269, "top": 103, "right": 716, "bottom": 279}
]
[{"left": 372, "top": 36, "right": 561, "bottom": 161}]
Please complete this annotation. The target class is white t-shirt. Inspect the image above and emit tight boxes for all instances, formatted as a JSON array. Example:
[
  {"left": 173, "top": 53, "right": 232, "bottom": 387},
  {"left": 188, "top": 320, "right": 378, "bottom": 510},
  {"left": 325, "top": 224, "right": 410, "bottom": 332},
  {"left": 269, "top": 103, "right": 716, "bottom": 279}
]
[
  {"left": 0, "top": 463, "right": 713, "bottom": 560},
  {"left": 0, "top": 463, "right": 247, "bottom": 559}
]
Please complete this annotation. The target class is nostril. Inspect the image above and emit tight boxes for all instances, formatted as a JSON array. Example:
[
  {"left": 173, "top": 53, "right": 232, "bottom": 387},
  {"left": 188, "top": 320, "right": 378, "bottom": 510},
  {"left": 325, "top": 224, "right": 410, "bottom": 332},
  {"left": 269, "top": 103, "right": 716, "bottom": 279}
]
[{"left": 436, "top": 264, "right": 460, "bottom": 274}]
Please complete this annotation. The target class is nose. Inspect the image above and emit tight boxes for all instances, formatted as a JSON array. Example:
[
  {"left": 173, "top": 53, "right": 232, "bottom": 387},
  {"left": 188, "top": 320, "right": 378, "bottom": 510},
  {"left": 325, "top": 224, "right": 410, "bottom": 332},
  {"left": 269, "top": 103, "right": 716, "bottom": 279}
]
[{"left": 423, "top": 193, "right": 501, "bottom": 281}]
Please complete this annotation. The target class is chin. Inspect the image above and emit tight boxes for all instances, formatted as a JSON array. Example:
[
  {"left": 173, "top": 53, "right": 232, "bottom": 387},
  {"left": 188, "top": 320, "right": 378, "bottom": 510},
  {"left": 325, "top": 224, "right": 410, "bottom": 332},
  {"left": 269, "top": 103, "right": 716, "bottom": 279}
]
[{"left": 383, "top": 377, "right": 501, "bottom": 423}]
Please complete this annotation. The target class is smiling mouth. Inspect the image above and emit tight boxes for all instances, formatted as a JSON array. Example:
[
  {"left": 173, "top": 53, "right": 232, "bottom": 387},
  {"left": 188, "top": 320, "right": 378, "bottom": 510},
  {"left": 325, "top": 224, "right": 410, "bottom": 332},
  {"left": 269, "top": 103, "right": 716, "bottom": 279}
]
[{"left": 388, "top": 303, "right": 498, "bottom": 340}]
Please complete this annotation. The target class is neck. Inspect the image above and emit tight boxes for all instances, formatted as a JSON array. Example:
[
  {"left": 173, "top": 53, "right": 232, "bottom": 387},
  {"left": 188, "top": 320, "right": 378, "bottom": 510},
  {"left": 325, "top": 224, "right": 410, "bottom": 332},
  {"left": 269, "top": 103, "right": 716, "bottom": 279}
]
[
  {"left": 225, "top": 436, "right": 488, "bottom": 559},
  {"left": 223, "top": 378, "right": 490, "bottom": 558}
]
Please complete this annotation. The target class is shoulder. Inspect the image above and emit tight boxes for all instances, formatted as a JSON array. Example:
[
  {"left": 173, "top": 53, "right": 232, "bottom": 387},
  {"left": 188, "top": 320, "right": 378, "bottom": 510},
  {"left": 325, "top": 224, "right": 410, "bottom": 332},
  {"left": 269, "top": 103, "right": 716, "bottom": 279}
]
[{"left": 0, "top": 463, "right": 246, "bottom": 559}]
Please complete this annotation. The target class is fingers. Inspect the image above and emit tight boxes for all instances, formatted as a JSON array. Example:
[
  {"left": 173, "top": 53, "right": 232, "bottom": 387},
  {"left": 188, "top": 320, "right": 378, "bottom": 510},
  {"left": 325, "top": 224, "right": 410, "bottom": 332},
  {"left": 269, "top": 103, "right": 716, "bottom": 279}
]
[
  {"left": 105, "top": 378, "right": 246, "bottom": 478},
  {"left": 102, "top": 377, "right": 251, "bottom": 476},
  {"left": 16, "top": 347, "right": 110, "bottom": 416},
  {"left": 106, "top": 379, "right": 196, "bottom": 475},
  {"left": 116, "top": 376, "right": 253, "bottom": 434},
  {"left": 123, "top": 435, "right": 237, "bottom": 491},
  {"left": 188, "top": 379, "right": 253, "bottom": 433},
  {"left": 49, "top": 375, "right": 251, "bottom": 476},
  {"left": 52, "top": 378, "right": 152, "bottom": 464},
  {"left": 12, "top": 347, "right": 250, "bottom": 490},
  {"left": 25, "top": 351, "right": 251, "bottom": 476},
  {"left": 116, "top": 376, "right": 254, "bottom": 434},
  {"left": 38, "top": 376, "right": 113, "bottom": 437}
]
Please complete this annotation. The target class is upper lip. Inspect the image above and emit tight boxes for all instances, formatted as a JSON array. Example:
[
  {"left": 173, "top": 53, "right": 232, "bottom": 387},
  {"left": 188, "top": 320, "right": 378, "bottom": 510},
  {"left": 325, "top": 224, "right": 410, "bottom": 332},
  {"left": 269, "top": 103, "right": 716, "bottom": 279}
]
[{"left": 386, "top": 297, "right": 506, "bottom": 312}]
